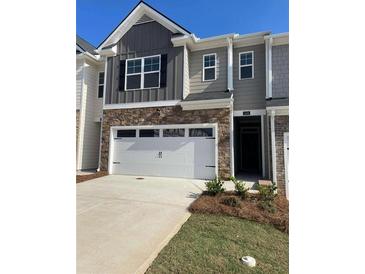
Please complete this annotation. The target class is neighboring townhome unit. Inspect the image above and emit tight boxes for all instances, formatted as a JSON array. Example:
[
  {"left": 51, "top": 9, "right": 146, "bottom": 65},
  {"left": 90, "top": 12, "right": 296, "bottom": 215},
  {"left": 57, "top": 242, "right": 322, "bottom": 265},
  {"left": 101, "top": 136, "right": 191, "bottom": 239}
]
[
  {"left": 95, "top": 2, "right": 289, "bottom": 194},
  {"left": 76, "top": 35, "right": 105, "bottom": 170}
]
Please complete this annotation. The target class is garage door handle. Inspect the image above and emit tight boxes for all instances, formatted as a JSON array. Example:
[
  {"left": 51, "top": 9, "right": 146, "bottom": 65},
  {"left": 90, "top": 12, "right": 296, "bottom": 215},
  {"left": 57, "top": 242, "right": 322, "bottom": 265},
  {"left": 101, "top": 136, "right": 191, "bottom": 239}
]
[
  {"left": 205, "top": 165, "right": 216, "bottom": 168},
  {"left": 113, "top": 161, "right": 120, "bottom": 164}
]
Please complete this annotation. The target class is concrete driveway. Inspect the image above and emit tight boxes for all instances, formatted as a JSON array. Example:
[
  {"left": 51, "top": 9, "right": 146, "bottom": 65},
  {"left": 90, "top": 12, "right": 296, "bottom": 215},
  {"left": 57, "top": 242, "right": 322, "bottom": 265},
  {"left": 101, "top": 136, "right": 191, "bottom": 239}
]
[{"left": 77, "top": 175, "right": 206, "bottom": 274}]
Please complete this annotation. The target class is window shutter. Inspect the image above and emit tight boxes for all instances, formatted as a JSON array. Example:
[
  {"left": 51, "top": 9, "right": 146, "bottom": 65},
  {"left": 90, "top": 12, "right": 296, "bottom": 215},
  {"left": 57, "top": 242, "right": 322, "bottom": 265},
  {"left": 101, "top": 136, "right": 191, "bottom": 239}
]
[
  {"left": 160, "top": 54, "right": 168, "bottom": 88},
  {"left": 119, "top": 60, "right": 126, "bottom": 91}
]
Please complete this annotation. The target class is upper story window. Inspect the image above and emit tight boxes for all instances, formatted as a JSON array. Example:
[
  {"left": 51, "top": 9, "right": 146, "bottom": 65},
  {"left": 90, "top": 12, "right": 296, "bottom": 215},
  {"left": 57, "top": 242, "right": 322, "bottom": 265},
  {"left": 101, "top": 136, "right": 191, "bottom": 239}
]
[
  {"left": 239, "top": 51, "right": 254, "bottom": 79},
  {"left": 98, "top": 72, "right": 104, "bottom": 98},
  {"left": 203, "top": 53, "right": 217, "bottom": 81},
  {"left": 125, "top": 55, "right": 160, "bottom": 90}
]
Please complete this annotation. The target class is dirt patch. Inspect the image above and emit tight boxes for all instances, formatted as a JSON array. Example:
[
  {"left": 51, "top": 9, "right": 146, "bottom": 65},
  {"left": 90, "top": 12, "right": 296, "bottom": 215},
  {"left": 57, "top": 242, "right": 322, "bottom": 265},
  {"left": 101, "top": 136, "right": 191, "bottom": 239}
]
[
  {"left": 189, "top": 192, "right": 288, "bottom": 233},
  {"left": 76, "top": 171, "right": 108, "bottom": 183}
]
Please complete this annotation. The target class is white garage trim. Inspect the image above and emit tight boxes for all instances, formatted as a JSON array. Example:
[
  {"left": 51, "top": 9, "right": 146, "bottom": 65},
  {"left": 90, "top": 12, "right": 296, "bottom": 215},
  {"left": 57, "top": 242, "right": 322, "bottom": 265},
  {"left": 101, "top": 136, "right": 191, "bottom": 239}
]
[{"left": 108, "top": 123, "right": 219, "bottom": 178}]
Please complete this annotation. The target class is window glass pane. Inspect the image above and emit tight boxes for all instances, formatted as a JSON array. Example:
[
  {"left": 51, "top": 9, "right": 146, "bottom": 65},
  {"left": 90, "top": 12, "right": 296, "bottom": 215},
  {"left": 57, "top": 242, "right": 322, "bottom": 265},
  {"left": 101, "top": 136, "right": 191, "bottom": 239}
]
[
  {"left": 127, "top": 59, "right": 141, "bottom": 74},
  {"left": 126, "top": 75, "right": 141, "bottom": 89},
  {"left": 204, "top": 54, "right": 215, "bottom": 67},
  {"left": 189, "top": 128, "right": 213, "bottom": 137},
  {"left": 204, "top": 67, "right": 215, "bottom": 80},
  {"left": 144, "top": 72, "right": 159, "bottom": 88},
  {"left": 240, "top": 53, "right": 252, "bottom": 66},
  {"left": 163, "top": 129, "right": 185, "bottom": 137},
  {"left": 98, "top": 72, "right": 104, "bottom": 84},
  {"left": 98, "top": 85, "right": 104, "bottom": 98},
  {"left": 139, "top": 129, "right": 159, "bottom": 137},
  {"left": 241, "top": 66, "right": 253, "bottom": 79},
  {"left": 144, "top": 56, "right": 160, "bottom": 72},
  {"left": 117, "top": 130, "right": 136, "bottom": 138}
]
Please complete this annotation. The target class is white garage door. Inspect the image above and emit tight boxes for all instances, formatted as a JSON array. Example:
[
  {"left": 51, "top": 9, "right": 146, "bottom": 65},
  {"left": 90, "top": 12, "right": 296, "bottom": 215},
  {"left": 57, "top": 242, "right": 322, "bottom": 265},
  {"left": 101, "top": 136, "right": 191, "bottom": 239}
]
[{"left": 109, "top": 124, "right": 217, "bottom": 180}]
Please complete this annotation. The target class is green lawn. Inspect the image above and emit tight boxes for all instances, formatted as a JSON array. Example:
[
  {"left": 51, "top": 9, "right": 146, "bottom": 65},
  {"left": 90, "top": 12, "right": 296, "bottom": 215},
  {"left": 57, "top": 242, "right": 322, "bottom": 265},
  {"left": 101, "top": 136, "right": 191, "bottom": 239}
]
[{"left": 146, "top": 213, "right": 288, "bottom": 274}]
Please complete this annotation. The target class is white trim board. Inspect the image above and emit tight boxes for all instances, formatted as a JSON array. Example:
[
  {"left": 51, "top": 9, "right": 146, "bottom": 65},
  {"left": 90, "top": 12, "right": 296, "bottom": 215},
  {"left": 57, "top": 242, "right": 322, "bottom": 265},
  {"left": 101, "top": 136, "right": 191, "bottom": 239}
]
[
  {"left": 104, "top": 100, "right": 180, "bottom": 110},
  {"left": 234, "top": 109, "right": 266, "bottom": 116}
]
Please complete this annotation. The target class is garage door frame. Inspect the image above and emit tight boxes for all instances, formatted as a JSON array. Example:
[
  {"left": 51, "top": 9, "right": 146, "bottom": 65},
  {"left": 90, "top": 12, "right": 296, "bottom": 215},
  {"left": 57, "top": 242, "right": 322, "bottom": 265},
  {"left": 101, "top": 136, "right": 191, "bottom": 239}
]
[{"left": 108, "top": 123, "right": 219, "bottom": 178}]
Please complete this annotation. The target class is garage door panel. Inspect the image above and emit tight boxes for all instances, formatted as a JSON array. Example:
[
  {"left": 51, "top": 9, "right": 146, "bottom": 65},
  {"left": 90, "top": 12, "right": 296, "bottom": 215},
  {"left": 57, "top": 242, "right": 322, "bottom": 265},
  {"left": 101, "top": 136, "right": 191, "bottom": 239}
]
[{"left": 111, "top": 126, "right": 216, "bottom": 179}]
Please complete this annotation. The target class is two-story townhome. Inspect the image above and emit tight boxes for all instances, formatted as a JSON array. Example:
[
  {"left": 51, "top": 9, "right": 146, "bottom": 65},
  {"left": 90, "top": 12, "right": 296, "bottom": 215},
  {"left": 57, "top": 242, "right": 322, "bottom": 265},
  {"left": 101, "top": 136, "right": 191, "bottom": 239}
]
[
  {"left": 76, "top": 35, "right": 105, "bottom": 170},
  {"left": 93, "top": 2, "right": 289, "bottom": 193}
]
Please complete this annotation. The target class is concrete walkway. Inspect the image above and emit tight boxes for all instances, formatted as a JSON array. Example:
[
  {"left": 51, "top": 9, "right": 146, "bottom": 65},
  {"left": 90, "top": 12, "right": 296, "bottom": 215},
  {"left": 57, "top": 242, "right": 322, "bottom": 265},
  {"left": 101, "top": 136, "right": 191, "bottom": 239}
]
[{"left": 77, "top": 175, "right": 207, "bottom": 274}]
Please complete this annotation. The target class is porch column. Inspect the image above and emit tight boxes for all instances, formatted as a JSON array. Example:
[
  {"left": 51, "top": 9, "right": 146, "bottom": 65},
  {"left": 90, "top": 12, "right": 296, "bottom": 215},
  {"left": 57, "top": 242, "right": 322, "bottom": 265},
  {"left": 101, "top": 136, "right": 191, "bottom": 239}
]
[{"left": 270, "top": 110, "right": 277, "bottom": 183}]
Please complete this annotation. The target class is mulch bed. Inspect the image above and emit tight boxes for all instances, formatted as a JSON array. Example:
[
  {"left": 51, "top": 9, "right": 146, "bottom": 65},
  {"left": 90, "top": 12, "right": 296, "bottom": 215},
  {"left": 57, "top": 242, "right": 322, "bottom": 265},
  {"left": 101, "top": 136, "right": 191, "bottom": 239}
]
[
  {"left": 76, "top": 171, "right": 108, "bottom": 183},
  {"left": 189, "top": 192, "right": 289, "bottom": 233}
]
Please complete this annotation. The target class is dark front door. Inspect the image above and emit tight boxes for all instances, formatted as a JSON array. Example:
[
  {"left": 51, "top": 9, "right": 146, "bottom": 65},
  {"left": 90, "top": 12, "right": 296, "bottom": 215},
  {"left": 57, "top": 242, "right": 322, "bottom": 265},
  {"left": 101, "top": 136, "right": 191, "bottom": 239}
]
[{"left": 240, "top": 127, "right": 261, "bottom": 173}]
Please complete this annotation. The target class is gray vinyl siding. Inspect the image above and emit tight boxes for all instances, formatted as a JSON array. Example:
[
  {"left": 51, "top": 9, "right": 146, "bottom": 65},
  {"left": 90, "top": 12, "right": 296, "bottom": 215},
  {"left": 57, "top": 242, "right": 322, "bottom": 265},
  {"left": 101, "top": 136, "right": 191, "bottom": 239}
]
[
  {"left": 233, "top": 44, "right": 266, "bottom": 110},
  {"left": 272, "top": 44, "right": 289, "bottom": 99},
  {"left": 105, "top": 21, "right": 184, "bottom": 104},
  {"left": 189, "top": 47, "right": 227, "bottom": 93}
]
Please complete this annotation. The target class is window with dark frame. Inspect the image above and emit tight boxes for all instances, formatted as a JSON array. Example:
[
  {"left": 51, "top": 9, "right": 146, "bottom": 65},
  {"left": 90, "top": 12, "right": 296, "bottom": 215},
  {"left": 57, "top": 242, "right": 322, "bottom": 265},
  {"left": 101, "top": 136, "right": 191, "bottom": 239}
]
[
  {"left": 203, "top": 53, "right": 216, "bottom": 81},
  {"left": 239, "top": 51, "right": 254, "bottom": 79},
  {"left": 163, "top": 128, "right": 185, "bottom": 137},
  {"left": 125, "top": 55, "right": 160, "bottom": 90},
  {"left": 116, "top": 130, "right": 136, "bottom": 138},
  {"left": 139, "top": 129, "right": 160, "bottom": 137},
  {"left": 98, "top": 72, "right": 105, "bottom": 98},
  {"left": 189, "top": 128, "right": 213, "bottom": 137}
]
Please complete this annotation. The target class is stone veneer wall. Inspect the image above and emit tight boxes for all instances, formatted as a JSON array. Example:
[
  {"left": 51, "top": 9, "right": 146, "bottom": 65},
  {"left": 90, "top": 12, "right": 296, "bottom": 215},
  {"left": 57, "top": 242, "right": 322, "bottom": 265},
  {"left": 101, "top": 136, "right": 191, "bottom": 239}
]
[
  {"left": 100, "top": 106, "right": 231, "bottom": 178},
  {"left": 274, "top": 115, "right": 289, "bottom": 193}
]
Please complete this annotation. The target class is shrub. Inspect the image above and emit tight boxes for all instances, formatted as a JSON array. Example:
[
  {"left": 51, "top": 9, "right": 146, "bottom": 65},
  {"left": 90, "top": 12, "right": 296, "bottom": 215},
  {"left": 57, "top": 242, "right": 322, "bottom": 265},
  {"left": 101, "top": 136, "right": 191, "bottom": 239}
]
[
  {"left": 229, "top": 176, "right": 249, "bottom": 198},
  {"left": 258, "top": 200, "right": 277, "bottom": 213},
  {"left": 258, "top": 183, "right": 277, "bottom": 201},
  {"left": 220, "top": 196, "right": 240, "bottom": 207},
  {"left": 205, "top": 177, "right": 225, "bottom": 196}
]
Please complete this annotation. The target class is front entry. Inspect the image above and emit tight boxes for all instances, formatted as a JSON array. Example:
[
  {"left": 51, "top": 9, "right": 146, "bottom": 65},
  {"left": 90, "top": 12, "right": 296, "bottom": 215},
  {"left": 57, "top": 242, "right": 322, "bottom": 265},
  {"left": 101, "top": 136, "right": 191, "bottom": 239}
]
[{"left": 235, "top": 116, "right": 262, "bottom": 175}]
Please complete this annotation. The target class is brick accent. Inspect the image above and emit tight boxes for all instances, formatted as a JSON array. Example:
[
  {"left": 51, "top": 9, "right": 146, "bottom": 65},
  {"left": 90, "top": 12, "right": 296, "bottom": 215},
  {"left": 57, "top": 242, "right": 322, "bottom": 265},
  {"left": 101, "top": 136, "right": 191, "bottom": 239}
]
[
  {"left": 274, "top": 115, "right": 289, "bottom": 193},
  {"left": 100, "top": 106, "right": 231, "bottom": 178}
]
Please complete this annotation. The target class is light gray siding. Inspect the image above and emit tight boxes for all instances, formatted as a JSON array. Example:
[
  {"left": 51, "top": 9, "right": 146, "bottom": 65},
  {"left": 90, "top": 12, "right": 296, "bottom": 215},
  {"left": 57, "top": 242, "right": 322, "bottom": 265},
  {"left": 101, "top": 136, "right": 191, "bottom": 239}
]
[
  {"left": 105, "top": 21, "right": 184, "bottom": 104},
  {"left": 189, "top": 47, "right": 227, "bottom": 93},
  {"left": 272, "top": 45, "right": 289, "bottom": 99},
  {"left": 76, "top": 59, "right": 84, "bottom": 110},
  {"left": 233, "top": 44, "right": 266, "bottom": 110}
]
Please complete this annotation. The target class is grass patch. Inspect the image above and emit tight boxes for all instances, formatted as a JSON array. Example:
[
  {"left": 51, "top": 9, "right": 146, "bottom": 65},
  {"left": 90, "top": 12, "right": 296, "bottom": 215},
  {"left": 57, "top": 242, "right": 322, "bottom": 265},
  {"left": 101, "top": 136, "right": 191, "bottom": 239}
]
[
  {"left": 76, "top": 171, "right": 108, "bottom": 183},
  {"left": 146, "top": 213, "right": 288, "bottom": 274}
]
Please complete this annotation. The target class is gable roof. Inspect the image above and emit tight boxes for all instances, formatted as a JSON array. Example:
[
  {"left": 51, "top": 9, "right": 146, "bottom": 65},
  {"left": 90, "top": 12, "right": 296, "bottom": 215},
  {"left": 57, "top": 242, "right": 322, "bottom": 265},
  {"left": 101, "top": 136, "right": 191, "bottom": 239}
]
[
  {"left": 97, "top": 1, "right": 191, "bottom": 50},
  {"left": 77, "top": 35, "right": 97, "bottom": 55}
]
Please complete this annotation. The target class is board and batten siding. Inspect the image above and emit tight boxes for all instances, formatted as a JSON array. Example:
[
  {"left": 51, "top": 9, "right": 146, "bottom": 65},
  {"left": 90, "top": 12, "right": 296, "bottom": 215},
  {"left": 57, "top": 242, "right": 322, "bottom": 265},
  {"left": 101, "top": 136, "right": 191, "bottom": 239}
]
[
  {"left": 189, "top": 47, "right": 227, "bottom": 93},
  {"left": 78, "top": 60, "right": 103, "bottom": 170},
  {"left": 233, "top": 44, "right": 266, "bottom": 110},
  {"left": 76, "top": 59, "right": 84, "bottom": 110},
  {"left": 104, "top": 20, "right": 184, "bottom": 104},
  {"left": 272, "top": 44, "right": 289, "bottom": 99}
]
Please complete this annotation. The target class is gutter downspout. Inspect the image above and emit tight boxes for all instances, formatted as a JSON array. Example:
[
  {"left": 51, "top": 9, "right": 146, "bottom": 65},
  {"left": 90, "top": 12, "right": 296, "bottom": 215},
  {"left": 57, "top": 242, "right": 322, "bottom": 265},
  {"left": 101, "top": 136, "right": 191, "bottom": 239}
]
[
  {"left": 227, "top": 37, "right": 234, "bottom": 91},
  {"left": 270, "top": 110, "right": 277, "bottom": 183},
  {"left": 265, "top": 36, "right": 273, "bottom": 99}
]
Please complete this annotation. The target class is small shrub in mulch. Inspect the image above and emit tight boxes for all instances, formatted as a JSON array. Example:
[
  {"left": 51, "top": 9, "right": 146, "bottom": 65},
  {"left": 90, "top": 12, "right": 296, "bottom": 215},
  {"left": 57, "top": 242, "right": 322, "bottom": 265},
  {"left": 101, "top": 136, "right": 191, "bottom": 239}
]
[
  {"left": 76, "top": 171, "right": 108, "bottom": 183},
  {"left": 204, "top": 177, "right": 225, "bottom": 196},
  {"left": 220, "top": 196, "right": 240, "bottom": 207},
  {"left": 189, "top": 191, "right": 289, "bottom": 233}
]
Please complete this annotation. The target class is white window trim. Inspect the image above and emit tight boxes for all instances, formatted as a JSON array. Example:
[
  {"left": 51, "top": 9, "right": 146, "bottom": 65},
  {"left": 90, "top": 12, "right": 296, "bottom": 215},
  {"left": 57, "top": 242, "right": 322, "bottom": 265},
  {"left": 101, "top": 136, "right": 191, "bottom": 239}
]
[
  {"left": 98, "top": 71, "right": 105, "bottom": 98},
  {"left": 202, "top": 53, "right": 217, "bottom": 82},
  {"left": 239, "top": 51, "right": 254, "bottom": 80},
  {"left": 125, "top": 54, "right": 161, "bottom": 91}
]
